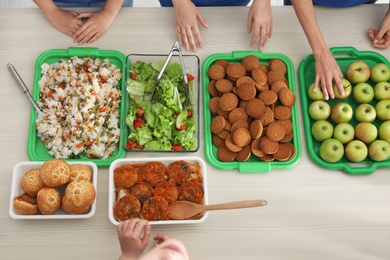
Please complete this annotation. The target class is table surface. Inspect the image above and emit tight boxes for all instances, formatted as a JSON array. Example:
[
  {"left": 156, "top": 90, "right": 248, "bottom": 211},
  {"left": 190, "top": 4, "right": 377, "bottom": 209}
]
[{"left": 1, "top": 5, "right": 390, "bottom": 260}]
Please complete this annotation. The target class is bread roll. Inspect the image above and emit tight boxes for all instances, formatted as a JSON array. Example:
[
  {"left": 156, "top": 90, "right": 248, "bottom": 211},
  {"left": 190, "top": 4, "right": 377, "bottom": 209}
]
[
  {"left": 13, "top": 193, "right": 40, "bottom": 215},
  {"left": 69, "top": 164, "right": 92, "bottom": 182},
  {"left": 61, "top": 195, "right": 91, "bottom": 214},
  {"left": 21, "top": 169, "right": 45, "bottom": 196},
  {"left": 37, "top": 187, "right": 61, "bottom": 215},
  {"left": 65, "top": 180, "right": 96, "bottom": 208},
  {"left": 39, "top": 159, "right": 70, "bottom": 187}
]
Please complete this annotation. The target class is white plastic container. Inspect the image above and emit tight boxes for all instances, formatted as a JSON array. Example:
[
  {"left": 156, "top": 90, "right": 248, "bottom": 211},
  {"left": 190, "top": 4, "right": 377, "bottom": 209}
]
[
  {"left": 109, "top": 156, "right": 208, "bottom": 225},
  {"left": 9, "top": 161, "right": 97, "bottom": 219}
]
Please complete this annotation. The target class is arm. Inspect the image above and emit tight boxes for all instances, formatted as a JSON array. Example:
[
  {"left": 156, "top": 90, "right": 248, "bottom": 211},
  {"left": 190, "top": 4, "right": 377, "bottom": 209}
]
[
  {"left": 247, "top": 0, "right": 273, "bottom": 49},
  {"left": 172, "top": 0, "right": 208, "bottom": 52},
  {"left": 368, "top": 4, "right": 390, "bottom": 49},
  {"left": 33, "top": 0, "right": 83, "bottom": 37},
  {"left": 291, "top": 0, "right": 343, "bottom": 100},
  {"left": 118, "top": 219, "right": 151, "bottom": 260},
  {"left": 74, "top": 0, "right": 124, "bottom": 44}
]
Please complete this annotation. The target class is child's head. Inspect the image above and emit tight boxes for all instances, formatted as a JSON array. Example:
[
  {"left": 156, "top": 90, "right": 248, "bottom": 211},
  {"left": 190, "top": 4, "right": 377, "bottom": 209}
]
[{"left": 140, "top": 237, "right": 190, "bottom": 260}]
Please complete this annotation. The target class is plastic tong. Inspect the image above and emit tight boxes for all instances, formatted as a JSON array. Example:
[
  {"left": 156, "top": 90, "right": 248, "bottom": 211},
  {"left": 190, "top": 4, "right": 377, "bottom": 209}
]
[{"left": 151, "top": 41, "right": 189, "bottom": 110}]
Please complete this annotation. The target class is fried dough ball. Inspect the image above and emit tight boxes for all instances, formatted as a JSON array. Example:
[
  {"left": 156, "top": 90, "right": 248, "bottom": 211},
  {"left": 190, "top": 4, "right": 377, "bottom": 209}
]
[
  {"left": 39, "top": 159, "right": 70, "bottom": 187},
  {"left": 65, "top": 180, "right": 96, "bottom": 208},
  {"left": 21, "top": 169, "right": 45, "bottom": 196},
  {"left": 69, "top": 164, "right": 92, "bottom": 182},
  {"left": 37, "top": 187, "right": 61, "bottom": 215},
  {"left": 13, "top": 193, "right": 40, "bottom": 215}
]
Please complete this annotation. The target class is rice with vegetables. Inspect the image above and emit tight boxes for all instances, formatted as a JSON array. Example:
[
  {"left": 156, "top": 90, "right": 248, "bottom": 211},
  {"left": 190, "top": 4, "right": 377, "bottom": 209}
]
[{"left": 36, "top": 56, "right": 122, "bottom": 159}]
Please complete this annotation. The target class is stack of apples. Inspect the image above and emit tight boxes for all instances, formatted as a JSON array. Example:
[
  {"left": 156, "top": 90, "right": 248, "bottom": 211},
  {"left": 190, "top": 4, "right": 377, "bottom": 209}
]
[{"left": 308, "top": 60, "right": 390, "bottom": 163}]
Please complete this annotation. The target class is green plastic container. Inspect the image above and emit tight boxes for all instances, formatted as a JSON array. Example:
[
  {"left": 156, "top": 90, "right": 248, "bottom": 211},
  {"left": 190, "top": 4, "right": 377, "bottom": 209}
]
[
  {"left": 203, "top": 51, "right": 302, "bottom": 173},
  {"left": 298, "top": 46, "right": 390, "bottom": 174},
  {"left": 28, "top": 47, "right": 126, "bottom": 167}
]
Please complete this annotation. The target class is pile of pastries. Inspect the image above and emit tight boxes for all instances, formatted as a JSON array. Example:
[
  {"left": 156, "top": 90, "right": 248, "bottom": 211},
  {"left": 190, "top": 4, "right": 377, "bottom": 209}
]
[
  {"left": 207, "top": 55, "right": 296, "bottom": 162},
  {"left": 13, "top": 159, "right": 95, "bottom": 215}
]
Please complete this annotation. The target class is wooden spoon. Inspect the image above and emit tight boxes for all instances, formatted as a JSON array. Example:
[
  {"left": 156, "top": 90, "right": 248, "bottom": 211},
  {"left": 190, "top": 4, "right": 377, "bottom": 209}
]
[{"left": 167, "top": 199, "right": 267, "bottom": 220}]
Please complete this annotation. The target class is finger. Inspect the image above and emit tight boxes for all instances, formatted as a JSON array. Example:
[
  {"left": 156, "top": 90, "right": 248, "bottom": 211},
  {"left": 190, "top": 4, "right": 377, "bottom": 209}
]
[
  {"left": 181, "top": 29, "right": 189, "bottom": 51},
  {"left": 247, "top": 17, "right": 253, "bottom": 34},
  {"left": 176, "top": 26, "right": 183, "bottom": 46},
  {"left": 141, "top": 224, "right": 151, "bottom": 247},
  {"left": 87, "top": 31, "right": 101, "bottom": 44},
  {"left": 185, "top": 27, "right": 197, "bottom": 52},
  {"left": 250, "top": 25, "right": 260, "bottom": 47},
  {"left": 319, "top": 79, "right": 329, "bottom": 100},
  {"left": 333, "top": 76, "right": 344, "bottom": 96},
  {"left": 258, "top": 26, "right": 268, "bottom": 49},
  {"left": 192, "top": 28, "right": 203, "bottom": 49},
  {"left": 133, "top": 219, "right": 149, "bottom": 235},
  {"left": 373, "top": 28, "right": 388, "bottom": 44},
  {"left": 196, "top": 10, "right": 208, "bottom": 28},
  {"left": 326, "top": 78, "right": 334, "bottom": 99},
  {"left": 77, "top": 12, "right": 93, "bottom": 19}
]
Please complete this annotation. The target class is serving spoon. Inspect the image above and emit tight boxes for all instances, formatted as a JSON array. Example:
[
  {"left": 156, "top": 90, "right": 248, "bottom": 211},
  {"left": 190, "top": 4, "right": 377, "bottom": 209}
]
[
  {"left": 167, "top": 199, "right": 267, "bottom": 220},
  {"left": 7, "top": 63, "right": 44, "bottom": 118}
]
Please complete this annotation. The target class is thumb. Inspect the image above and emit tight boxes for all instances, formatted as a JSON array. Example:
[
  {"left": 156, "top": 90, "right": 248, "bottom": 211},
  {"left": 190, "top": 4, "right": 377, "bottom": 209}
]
[{"left": 373, "top": 28, "right": 387, "bottom": 44}]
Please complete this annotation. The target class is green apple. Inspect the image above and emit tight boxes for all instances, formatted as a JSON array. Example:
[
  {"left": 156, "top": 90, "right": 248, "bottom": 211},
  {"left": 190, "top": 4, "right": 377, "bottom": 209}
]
[
  {"left": 332, "top": 78, "right": 352, "bottom": 99},
  {"left": 355, "top": 122, "right": 378, "bottom": 144},
  {"left": 333, "top": 123, "right": 355, "bottom": 144},
  {"left": 330, "top": 102, "right": 353, "bottom": 123},
  {"left": 378, "top": 120, "right": 390, "bottom": 143},
  {"left": 375, "top": 99, "right": 390, "bottom": 121},
  {"left": 346, "top": 60, "right": 371, "bottom": 84},
  {"left": 368, "top": 140, "right": 390, "bottom": 161},
  {"left": 308, "top": 100, "right": 331, "bottom": 120},
  {"left": 345, "top": 140, "right": 368, "bottom": 162},
  {"left": 370, "top": 63, "right": 390, "bottom": 83},
  {"left": 319, "top": 138, "right": 344, "bottom": 163},
  {"left": 352, "top": 82, "right": 374, "bottom": 104},
  {"left": 307, "top": 83, "right": 325, "bottom": 101},
  {"left": 355, "top": 103, "right": 376, "bottom": 123},
  {"left": 374, "top": 81, "right": 390, "bottom": 101},
  {"left": 311, "top": 120, "right": 334, "bottom": 142}
]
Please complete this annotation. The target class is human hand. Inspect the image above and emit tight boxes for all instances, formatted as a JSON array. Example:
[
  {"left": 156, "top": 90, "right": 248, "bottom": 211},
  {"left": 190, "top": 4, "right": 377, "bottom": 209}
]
[
  {"left": 73, "top": 9, "right": 116, "bottom": 44},
  {"left": 172, "top": 0, "right": 208, "bottom": 51},
  {"left": 47, "top": 9, "right": 83, "bottom": 37},
  {"left": 368, "top": 10, "right": 390, "bottom": 49},
  {"left": 247, "top": 0, "right": 273, "bottom": 49},
  {"left": 313, "top": 51, "right": 344, "bottom": 100},
  {"left": 153, "top": 234, "right": 171, "bottom": 246},
  {"left": 118, "top": 219, "right": 151, "bottom": 260}
]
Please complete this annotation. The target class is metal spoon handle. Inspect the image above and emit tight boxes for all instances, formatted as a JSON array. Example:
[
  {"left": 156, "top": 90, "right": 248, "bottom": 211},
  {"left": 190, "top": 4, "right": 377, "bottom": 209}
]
[{"left": 7, "top": 63, "right": 43, "bottom": 117}]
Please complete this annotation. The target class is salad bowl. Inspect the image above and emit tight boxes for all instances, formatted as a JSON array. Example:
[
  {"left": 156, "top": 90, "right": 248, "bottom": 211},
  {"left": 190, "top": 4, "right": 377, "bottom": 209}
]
[{"left": 123, "top": 53, "right": 200, "bottom": 152}]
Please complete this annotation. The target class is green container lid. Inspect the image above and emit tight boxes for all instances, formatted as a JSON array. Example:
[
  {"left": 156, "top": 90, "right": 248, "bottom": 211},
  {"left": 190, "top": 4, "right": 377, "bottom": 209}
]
[
  {"left": 28, "top": 47, "right": 126, "bottom": 167},
  {"left": 298, "top": 46, "right": 390, "bottom": 174},
  {"left": 203, "top": 51, "right": 302, "bottom": 173}
]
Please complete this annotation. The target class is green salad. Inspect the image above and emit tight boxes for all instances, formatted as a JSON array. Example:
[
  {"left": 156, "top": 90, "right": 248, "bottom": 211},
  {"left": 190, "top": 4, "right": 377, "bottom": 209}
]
[{"left": 125, "top": 60, "right": 196, "bottom": 151}]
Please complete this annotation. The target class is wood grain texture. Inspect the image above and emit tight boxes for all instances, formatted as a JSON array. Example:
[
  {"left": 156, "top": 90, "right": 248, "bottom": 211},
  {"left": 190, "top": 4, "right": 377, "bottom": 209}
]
[{"left": 1, "top": 6, "right": 390, "bottom": 260}]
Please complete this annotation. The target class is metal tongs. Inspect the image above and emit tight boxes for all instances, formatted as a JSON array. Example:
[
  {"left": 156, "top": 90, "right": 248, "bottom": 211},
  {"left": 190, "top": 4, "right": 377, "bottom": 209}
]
[
  {"left": 151, "top": 41, "right": 190, "bottom": 109},
  {"left": 7, "top": 63, "right": 44, "bottom": 118}
]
